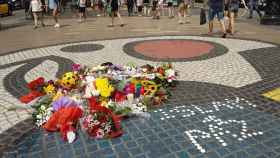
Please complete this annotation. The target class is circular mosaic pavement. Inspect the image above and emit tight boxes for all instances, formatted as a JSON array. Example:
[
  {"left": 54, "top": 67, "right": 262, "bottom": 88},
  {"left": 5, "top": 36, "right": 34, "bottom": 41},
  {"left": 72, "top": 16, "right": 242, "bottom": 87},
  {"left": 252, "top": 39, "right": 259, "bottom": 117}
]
[
  {"left": 60, "top": 44, "right": 104, "bottom": 53},
  {"left": 1, "top": 36, "right": 280, "bottom": 158},
  {"left": 123, "top": 39, "right": 228, "bottom": 62}
]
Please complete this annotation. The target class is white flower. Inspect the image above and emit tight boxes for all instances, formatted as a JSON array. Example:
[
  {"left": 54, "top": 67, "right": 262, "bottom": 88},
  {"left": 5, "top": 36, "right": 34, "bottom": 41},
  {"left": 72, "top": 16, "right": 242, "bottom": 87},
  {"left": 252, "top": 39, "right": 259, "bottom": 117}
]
[
  {"left": 40, "top": 105, "right": 46, "bottom": 111},
  {"left": 36, "top": 114, "right": 42, "bottom": 119}
]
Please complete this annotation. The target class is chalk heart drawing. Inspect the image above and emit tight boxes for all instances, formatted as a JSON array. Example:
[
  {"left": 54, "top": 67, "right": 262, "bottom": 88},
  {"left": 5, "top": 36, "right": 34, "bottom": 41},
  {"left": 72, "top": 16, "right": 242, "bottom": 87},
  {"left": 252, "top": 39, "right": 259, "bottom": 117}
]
[{"left": 154, "top": 97, "right": 263, "bottom": 153}]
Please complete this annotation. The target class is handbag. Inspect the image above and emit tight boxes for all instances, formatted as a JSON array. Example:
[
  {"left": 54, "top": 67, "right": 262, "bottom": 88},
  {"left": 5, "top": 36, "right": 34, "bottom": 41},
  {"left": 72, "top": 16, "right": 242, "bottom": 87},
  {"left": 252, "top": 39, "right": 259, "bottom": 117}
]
[
  {"left": 200, "top": 8, "right": 207, "bottom": 25},
  {"left": 106, "top": 4, "right": 112, "bottom": 16}
]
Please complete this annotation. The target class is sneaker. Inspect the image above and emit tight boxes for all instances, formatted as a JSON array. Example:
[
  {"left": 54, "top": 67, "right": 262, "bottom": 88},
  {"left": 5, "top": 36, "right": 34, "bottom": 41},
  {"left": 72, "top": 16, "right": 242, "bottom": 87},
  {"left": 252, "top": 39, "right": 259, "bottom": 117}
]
[
  {"left": 33, "top": 25, "right": 38, "bottom": 29},
  {"left": 54, "top": 23, "right": 60, "bottom": 28},
  {"left": 42, "top": 23, "right": 45, "bottom": 27},
  {"left": 120, "top": 24, "right": 124, "bottom": 27},
  {"left": 97, "top": 14, "right": 101, "bottom": 17},
  {"left": 222, "top": 33, "right": 227, "bottom": 38}
]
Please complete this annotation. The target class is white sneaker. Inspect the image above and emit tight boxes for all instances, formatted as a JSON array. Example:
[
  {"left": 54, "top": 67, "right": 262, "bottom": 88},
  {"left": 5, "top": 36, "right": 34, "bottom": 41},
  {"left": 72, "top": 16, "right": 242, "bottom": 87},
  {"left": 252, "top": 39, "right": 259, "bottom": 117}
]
[
  {"left": 97, "top": 14, "right": 101, "bottom": 17},
  {"left": 54, "top": 23, "right": 60, "bottom": 28}
]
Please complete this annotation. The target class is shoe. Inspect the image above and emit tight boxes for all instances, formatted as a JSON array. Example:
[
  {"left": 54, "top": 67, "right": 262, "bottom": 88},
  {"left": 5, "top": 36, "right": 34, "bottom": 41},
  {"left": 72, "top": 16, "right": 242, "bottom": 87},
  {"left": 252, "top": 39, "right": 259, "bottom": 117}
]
[
  {"left": 247, "top": 16, "right": 252, "bottom": 19},
  {"left": 178, "top": 21, "right": 183, "bottom": 24},
  {"left": 222, "top": 33, "right": 227, "bottom": 38},
  {"left": 97, "top": 14, "right": 101, "bottom": 17},
  {"left": 120, "top": 24, "right": 124, "bottom": 27},
  {"left": 108, "top": 24, "right": 114, "bottom": 27},
  {"left": 54, "top": 23, "right": 60, "bottom": 28},
  {"left": 33, "top": 25, "right": 38, "bottom": 29},
  {"left": 42, "top": 23, "right": 45, "bottom": 27}
]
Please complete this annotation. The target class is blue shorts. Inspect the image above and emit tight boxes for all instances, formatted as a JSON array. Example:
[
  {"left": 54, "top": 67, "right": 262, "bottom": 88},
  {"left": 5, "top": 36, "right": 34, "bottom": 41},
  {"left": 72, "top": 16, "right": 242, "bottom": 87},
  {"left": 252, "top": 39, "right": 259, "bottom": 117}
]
[
  {"left": 208, "top": 8, "right": 224, "bottom": 21},
  {"left": 49, "top": 0, "right": 58, "bottom": 10}
]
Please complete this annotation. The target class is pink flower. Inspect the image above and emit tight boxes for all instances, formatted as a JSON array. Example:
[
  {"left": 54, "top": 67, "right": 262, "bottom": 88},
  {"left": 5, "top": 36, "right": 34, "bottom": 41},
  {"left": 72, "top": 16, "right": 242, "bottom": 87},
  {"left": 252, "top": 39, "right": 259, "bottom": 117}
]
[
  {"left": 72, "top": 64, "right": 81, "bottom": 72},
  {"left": 95, "top": 129, "right": 105, "bottom": 138}
]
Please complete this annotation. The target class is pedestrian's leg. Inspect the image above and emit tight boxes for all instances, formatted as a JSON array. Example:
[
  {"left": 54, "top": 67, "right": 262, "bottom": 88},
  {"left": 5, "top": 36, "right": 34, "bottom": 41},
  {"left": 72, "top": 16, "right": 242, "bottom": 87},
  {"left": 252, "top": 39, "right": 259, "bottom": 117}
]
[
  {"left": 168, "top": 7, "right": 171, "bottom": 17},
  {"left": 229, "top": 12, "right": 234, "bottom": 34},
  {"left": 219, "top": 19, "right": 226, "bottom": 38},
  {"left": 53, "top": 9, "right": 58, "bottom": 23},
  {"left": 178, "top": 11, "right": 183, "bottom": 23},
  {"left": 33, "top": 12, "right": 38, "bottom": 29},
  {"left": 40, "top": 12, "right": 45, "bottom": 26},
  {"left": 184, "top": 7, "right": 188, "bottom": 23},
  {"left": 248, "top": 3, "right": 253, "bottom": 18},
  {"left": 116, "top": 12, "right": 124, "bottom": 25},
  {"left": 208, "top": 20, "right": 213, "bottom": 35},
  {"left": 111, "top": 12, "right": 114, "bottom": 26},
  {"left": 255, "top": 4, "right": 262, "bottom": 18},
  {"left": 53, "top": 9, "right": 60, "bottom": 27}
]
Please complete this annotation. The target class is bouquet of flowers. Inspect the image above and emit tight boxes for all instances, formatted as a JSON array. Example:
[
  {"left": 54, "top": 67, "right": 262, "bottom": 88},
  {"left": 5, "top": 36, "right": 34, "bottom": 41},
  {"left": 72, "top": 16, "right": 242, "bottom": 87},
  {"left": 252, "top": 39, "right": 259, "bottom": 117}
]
[{"left": 22, "top": 62, "right": 177, "bottom": 143}]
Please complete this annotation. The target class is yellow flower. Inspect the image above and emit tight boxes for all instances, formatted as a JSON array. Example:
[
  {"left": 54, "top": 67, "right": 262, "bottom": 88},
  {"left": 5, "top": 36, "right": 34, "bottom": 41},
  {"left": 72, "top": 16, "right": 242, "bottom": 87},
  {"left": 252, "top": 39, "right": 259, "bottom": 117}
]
[
  {"left": 95, "top": 78, "right": 114, "bottom": 98},
  {"left": 52, "top": 90, "right": 63, "bottom": 101},
  {"left": 43, "top": 84, "right": 56, "bottom": 96}
]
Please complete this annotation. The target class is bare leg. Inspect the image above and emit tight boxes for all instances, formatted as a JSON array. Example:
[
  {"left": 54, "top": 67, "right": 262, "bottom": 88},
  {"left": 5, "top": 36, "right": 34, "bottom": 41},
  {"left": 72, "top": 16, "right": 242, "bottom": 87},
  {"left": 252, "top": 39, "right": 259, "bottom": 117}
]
[
  {"left": 229, "top": 12, "right": 235, "bottom": 34},
  {"left": 111, "top": 12, "right": 115, "bottom": 26},
  {"left": 53, "top": 8, "right": 58, "bottom": 23},
  {"left": 116, "top": 12, "right": 124, "bottom": 25},
  {"left": 33, "top": 12, "right": 38, "bottom": 28},
  {"left": 208, "top": 20, "right": 213, "bottom": 35},
  {"left": 219, "top": 19, "right": 226, "bottom": 37},
  {"left": 40, "top": 12, "right": 45, "bottom": 26}
]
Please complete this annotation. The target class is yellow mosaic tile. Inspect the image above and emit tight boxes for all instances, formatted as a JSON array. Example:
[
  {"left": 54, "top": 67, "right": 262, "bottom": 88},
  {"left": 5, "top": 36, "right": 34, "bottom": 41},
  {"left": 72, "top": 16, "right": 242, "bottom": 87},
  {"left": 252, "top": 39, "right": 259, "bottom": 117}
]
[{"left": 263, "top": 87, "right": 280, "bottom": 102}]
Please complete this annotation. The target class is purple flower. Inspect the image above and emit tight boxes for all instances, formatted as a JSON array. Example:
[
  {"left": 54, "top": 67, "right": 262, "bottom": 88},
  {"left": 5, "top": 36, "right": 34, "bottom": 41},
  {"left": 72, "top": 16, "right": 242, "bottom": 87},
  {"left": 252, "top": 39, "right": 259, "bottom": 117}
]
[{"left": 52, "top": 96, "right": 79, "bottom": 111}]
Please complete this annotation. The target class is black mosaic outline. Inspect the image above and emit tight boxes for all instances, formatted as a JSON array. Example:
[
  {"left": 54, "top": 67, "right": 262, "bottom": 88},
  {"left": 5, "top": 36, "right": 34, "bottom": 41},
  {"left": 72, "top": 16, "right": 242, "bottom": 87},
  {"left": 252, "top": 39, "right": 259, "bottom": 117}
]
[
  {"left": 122, "top": 39, "right": 229, "bottom": 62},
  {"left": 60, "top": 44, "right": 104, "bottom": 53},
  {"left": 2, "top": 55, "right": 74, "bottom": 99}
]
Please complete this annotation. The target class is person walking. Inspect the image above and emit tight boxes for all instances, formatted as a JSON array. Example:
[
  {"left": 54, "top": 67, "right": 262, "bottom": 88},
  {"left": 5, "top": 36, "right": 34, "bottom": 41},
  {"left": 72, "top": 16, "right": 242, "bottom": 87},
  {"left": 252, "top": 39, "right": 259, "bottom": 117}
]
[
  {"left": 178, "top": 0, "right": 188, "bottom": 24},
  {"left": 47, "top": 0, "right": 60, "bottom": 28},
  {"left": 136, "top": 0, "right": 143, "bottom": 16},
  {"left": 78, "top": 0, "right": 86, "bottom": 22},
  {"left": 127, "top": 0, "right": 134, "bottom": 16},
  {"left": 224, "top": 0, "right": 247, "bottom": 35},
  {"left": 31, "top": 0, "right": 45, "bottom": 29},
  {"left": 143, "top": 0, "right": 150, "bottom": 16},
  {"left": 109, "top": 0, "right": 124, "bottom": 26},
  {"left": 24, "top": 0, "right": 31, "bottom": 19},
  {"left": 167, "top": 0, "right": 174, "bottom": 18},
  {"left": 151, "top": 0, "right": 159, "bottom": 19},
  {"left": 248, "top": 0, "right": 262, "bottom": 19},
  {"left": 207, "top": 0, "right": 227, "bottom": 38}
]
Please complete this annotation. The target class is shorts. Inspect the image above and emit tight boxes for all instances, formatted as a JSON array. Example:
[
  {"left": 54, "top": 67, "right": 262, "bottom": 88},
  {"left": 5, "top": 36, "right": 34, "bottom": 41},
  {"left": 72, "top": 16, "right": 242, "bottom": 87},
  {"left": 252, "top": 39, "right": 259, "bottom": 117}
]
[
  {"left": 167, "top": 2, "right": 172, "bottom": 7},
  {"left": 225, "top": 3, "right": 239, "bottom": 13},
  {"left": 229, "top": 3, "right": 239, "bottom": 13},
  {"left": 208, "top": 8, "right": 224, "bottom": 21},
  {"left": 49, "top": 0, "right": 58, "bottom": 10},
  {"left": 138, "top": 6, "right": 143, "bottom": 12},
  {"left": 79, "top": 6, "right": 86, "bottom": 12}
]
